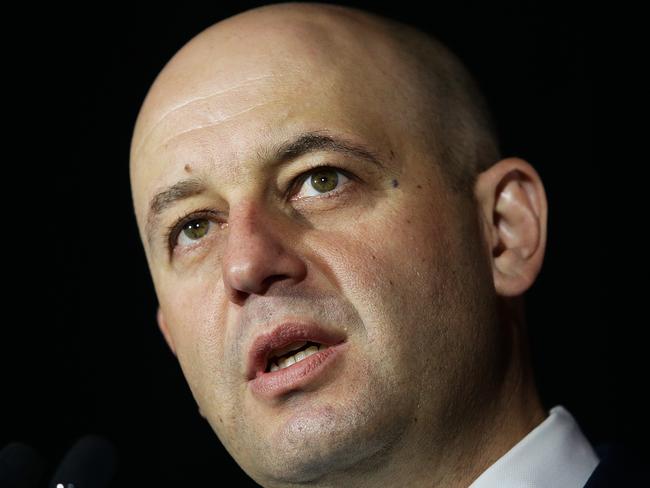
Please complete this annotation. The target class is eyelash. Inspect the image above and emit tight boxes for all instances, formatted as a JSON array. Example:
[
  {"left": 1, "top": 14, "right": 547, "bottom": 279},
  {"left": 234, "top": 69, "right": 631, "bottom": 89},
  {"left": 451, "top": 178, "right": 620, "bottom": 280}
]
[{"left": 163, "top": 165, "right": 356, "bottom": 254}]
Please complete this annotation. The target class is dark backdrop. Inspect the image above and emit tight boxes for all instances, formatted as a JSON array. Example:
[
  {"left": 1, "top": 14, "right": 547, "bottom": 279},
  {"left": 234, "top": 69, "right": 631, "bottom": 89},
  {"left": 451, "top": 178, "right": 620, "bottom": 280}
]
[{"left": 5, "top": 1, "right": 618, "bottom": 487}]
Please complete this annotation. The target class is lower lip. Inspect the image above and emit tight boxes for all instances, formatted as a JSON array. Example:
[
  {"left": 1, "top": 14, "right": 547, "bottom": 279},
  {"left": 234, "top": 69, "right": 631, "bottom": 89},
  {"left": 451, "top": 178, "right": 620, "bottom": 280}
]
[{"left": 249, "top": 342, "right": 348, "bottom": 400}]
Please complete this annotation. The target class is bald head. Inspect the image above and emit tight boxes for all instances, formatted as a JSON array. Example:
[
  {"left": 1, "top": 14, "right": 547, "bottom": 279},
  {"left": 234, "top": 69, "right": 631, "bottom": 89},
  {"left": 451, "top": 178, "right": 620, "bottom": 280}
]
[
  {"left": 131, "top": 2, "right": 500, "bottom": 202},
  {"left": 127, "top": 4, "right": 549, "bottom": 486}
]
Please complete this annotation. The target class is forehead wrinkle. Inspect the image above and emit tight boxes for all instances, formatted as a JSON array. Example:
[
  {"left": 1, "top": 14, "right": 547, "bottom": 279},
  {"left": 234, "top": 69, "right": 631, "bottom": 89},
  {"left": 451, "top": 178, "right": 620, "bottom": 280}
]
[
  {"left": 132, "top": 15, "right": 394, "bottom": 164},
  {"left": 157, "top": 100, "right": 277, "bottom": 151},
  {"left": 132, "top": 74, "right": 276, "bottom": 159}
]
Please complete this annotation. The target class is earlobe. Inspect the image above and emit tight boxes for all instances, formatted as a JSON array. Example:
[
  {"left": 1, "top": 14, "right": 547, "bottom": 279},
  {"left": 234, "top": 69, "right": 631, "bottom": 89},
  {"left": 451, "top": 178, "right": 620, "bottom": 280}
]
[
  {"left": 475, "top": 157, "right": 548, "bottom": 297},
  {"left": 157, "top": 306, "right": 177, "bottom": 357}
]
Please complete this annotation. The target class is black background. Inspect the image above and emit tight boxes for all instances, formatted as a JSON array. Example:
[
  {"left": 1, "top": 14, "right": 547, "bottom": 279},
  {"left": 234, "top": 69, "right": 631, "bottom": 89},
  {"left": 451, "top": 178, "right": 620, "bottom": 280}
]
[{"left": 5, "top": 1, "right": 620, "bottom": 487}]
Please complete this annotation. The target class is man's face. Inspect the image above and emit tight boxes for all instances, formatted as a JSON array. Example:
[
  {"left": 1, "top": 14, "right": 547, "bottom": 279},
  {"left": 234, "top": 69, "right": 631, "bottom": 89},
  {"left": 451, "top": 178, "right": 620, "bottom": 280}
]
[{"left": 130, "top": 10, "right": 503, "bottom": 485}]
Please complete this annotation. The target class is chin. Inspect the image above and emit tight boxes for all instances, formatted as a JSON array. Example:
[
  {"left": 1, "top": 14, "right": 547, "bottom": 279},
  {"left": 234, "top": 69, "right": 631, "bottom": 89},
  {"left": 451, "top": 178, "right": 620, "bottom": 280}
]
[{"left": 239, "top": 400, "right": 411, "bottom": 486}]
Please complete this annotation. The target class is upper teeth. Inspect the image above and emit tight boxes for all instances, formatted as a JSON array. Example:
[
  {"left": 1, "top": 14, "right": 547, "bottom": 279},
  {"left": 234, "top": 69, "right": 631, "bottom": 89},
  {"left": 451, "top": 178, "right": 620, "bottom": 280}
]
[{"left": 270, "top": 344, "right": 326, "bottom": 372}]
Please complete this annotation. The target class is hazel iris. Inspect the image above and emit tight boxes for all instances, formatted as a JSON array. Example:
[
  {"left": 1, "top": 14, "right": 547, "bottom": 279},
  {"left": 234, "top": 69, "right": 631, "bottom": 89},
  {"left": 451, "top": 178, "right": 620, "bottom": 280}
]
[{"left": 182, "top": 220, "right": 210, "bottom": 240}]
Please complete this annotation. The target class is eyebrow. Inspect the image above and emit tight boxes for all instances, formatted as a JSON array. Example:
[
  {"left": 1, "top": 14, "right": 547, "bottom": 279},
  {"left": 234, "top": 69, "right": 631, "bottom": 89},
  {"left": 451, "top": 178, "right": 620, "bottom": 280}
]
[{"left": 144, "top": 131, "right": 387, "bottom": 248}]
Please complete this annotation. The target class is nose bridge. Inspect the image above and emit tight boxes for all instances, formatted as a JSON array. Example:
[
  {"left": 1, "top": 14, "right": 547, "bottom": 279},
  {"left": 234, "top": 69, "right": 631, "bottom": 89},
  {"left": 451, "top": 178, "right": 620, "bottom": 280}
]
[
  {"left": 222, "top": 200, "right": 306, "bottom": 305},
  {"left": 226, "top": 201, "right": 278, "bottom": 258}
]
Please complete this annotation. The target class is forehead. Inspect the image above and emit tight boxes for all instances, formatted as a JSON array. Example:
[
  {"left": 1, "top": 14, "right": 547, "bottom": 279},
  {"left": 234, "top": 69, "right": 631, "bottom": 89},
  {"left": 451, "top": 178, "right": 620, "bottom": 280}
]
[
  {"left": 129, "top": 9, "right": 426, "bottom": 227},
  {"left": 130, "top": 7, "right": 421, "bottom": 153},
  {"left": 131, "top": 11, "right": 397, "bottom": 151}
]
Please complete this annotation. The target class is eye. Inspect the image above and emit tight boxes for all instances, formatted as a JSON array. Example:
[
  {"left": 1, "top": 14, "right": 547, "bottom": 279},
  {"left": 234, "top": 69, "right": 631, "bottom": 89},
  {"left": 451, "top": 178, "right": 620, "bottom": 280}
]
[
  {"left": 291, "top": 166, "right": 351, "bottom": 200},
  {"left": 165, "top": 166, "right": 354, "bottom": 255},
  {"left": 165, "top": 209, "right": 223, "bottom": 253}
]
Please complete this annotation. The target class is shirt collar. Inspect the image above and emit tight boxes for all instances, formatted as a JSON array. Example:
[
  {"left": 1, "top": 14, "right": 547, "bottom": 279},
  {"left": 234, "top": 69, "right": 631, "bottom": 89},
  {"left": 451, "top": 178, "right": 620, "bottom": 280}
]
[{"left": 469, "top": 405, "right": 600, "bottom": 488}]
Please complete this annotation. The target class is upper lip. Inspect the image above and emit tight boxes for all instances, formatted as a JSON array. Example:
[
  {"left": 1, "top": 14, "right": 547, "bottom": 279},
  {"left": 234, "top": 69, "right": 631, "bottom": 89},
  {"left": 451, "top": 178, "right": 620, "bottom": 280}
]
[{"left": 246, "top": 321, "right": 347, "bottom": 380}]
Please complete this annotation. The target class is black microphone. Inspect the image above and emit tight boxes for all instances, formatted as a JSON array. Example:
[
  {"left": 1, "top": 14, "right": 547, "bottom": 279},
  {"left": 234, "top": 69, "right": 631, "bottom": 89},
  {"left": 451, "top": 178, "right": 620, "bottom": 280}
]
[
  {"left": 48, "top": 435, "right": 117, "bottom": 488},
  {"left": 0, "top": 442, "right": 46, "bottom": 488}
]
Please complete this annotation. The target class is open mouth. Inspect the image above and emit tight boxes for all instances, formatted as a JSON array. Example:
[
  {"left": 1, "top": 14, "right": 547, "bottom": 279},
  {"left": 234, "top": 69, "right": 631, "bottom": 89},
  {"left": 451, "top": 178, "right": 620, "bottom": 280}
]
[
  {"left": 246, "top": 321, "right": 347, "bottom": 383},
  {"left": 265, "top": 341, "right": 330, "bottom": 372}
]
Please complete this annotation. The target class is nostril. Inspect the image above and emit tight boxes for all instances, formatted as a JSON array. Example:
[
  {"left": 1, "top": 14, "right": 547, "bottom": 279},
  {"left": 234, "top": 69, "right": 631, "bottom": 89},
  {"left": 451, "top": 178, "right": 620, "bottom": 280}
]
[
  {"left": 230, "top": 289, "right": 249, "bottom": 306},
  {"left": 261, "top": 274, "right": 289, "bottom": 289}
]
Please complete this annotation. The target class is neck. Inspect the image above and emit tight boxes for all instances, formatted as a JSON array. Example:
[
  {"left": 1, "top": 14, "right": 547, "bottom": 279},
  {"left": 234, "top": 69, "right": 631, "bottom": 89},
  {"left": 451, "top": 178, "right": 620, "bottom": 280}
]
[
  {"left": 460, "top": 343, "right": 547, "bottom": 487},
  {"left": 441, "top": 296, "right": 548, "bottom": 487},
  {"left": 344, "top": 298, "right": 547, "bottom": 488}
]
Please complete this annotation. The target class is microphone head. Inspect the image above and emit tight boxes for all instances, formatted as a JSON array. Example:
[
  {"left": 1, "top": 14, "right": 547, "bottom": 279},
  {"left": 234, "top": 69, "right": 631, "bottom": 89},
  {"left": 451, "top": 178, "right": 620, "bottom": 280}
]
[
  {"left": 49, "top": 435, "right": 117, "bottom": 488},
  {"left": 0, "top": 442, "right": 46, "bottom": 488}
]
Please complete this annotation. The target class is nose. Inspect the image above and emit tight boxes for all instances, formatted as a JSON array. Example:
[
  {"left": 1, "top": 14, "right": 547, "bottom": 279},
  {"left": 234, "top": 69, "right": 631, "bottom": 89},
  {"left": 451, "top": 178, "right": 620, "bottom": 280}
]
[{"left": 221, "top": 202, "right": 307, "bottom": 306}]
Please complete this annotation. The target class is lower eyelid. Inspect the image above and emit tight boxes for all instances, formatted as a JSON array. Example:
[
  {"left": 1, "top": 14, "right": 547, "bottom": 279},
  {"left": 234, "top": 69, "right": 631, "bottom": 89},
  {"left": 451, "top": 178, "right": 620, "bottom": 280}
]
[{"left": 290, "top": 180, "right": 359, "bottom": 209}]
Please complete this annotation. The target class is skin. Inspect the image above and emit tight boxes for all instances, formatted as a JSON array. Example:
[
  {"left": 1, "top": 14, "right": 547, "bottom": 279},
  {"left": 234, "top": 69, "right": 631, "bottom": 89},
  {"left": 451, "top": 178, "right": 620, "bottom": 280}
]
[{"left": 129, "top": 3, "right": 549, "bottom": 487}]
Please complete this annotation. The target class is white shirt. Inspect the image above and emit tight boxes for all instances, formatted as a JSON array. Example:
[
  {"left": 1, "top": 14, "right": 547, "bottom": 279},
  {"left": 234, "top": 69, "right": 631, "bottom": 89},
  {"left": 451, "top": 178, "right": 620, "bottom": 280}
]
[{"left": 469, "top": 405, "right": 601, "bottom": 487}]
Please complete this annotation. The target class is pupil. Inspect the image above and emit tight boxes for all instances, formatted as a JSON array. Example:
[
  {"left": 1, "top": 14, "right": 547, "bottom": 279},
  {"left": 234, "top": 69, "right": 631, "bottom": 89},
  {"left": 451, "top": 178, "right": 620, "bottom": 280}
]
[{"left": 311, "top": 169, "right": 338, "bottom": 193}]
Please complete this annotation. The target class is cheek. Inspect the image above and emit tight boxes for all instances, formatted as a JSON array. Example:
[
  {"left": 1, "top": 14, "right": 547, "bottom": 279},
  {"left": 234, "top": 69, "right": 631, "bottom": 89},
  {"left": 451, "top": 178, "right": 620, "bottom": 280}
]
[
  {"left": 308, "top": 195, "right": 454, "bottom": 360},
  {"left": 158, "top": 277, "right": 231, "bottom": 406},
  {"left": 359, "top": 196, "right": 450, "bottom": 293},
  {"left": 162, "top": 275, "right": 220, "bottom": 345}
]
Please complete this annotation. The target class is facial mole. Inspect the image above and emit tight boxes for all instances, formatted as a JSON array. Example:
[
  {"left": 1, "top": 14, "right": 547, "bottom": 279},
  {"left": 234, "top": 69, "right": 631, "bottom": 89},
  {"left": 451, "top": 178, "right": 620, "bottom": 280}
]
[
  {"left": 184, "top": 164, "right": 192, "bottom": 173},
  {"left": 416, "top": 184, "right": 422, "bottom": 189},
  {"left": 391, "top": 179, "right": 399, "bottom": 188}
]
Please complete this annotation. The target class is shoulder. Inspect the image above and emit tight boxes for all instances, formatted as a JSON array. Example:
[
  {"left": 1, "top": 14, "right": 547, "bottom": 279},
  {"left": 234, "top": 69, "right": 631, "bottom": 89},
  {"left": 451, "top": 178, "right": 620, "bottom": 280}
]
[{"left": 583, "top": 441, "right": 645, "bottom": 487}]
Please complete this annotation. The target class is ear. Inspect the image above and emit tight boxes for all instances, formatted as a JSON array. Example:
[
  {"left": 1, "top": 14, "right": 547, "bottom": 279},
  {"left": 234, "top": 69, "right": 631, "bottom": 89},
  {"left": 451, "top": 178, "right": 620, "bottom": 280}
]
[
  {"left": 157, "top": 306, "right": 177, "bottom": 357},
  {"left": 474, "top": 157, "right": 548, "bottom": 297}
]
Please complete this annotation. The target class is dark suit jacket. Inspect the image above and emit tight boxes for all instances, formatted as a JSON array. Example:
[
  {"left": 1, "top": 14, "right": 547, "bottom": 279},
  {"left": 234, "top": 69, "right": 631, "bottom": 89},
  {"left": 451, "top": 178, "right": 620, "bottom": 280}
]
[{"left": 583, "top": 442, "right": 644, "bottom": 487}]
